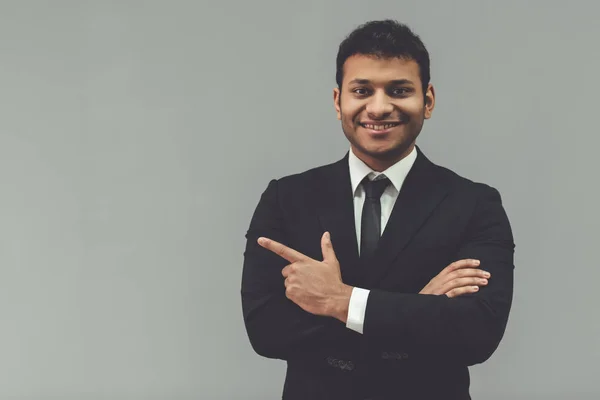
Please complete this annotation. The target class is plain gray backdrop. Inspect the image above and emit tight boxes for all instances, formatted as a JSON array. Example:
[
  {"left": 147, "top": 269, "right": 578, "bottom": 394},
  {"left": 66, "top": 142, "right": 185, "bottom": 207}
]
[{"left": 1, "top": 0, "right": 598, "bottom": 399}]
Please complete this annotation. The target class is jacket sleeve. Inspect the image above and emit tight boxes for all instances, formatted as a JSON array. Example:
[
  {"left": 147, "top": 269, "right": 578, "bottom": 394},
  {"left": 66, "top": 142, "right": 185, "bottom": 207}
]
[
  {"left": 241, "top": 179, "right": 361, "bottom": 360},
  {"left": 362, "top": 184, "right": 515, "bottom": 366}
]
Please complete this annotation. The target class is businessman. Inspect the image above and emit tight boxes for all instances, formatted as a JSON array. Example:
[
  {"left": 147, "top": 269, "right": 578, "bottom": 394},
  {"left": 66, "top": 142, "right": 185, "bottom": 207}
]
[{"left": 241, "top": 20, "right": 515, "bottom": 400}]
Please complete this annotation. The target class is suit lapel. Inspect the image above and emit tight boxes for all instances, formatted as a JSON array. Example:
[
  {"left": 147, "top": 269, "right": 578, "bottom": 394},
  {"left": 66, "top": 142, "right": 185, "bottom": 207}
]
[
  {"left": 314, "top": 153, "right": 362, "bottom": 286},
  {"left": 362, "top": 147, "right": 451, "bottom": 287}
]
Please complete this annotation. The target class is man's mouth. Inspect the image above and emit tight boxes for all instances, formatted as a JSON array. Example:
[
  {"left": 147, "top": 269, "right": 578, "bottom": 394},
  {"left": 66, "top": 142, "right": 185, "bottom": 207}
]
[{"left": 359, "top": 122, "right": 401, "bottom": 131}]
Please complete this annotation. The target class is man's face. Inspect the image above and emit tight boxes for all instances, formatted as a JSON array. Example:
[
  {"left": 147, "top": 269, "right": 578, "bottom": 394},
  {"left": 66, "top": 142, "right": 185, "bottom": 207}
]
[{"left": 334, "top": 55, "right": 435, "bottom": 171}]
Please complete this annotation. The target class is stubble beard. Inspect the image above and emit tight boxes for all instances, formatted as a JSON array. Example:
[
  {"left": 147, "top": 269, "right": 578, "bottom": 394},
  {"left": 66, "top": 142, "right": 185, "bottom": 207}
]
[{"left": 340, "top": 111, "right": 424, "bottom": 164}]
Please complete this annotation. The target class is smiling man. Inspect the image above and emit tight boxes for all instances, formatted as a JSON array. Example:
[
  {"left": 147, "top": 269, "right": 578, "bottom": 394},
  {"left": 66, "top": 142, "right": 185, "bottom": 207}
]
[
  {"left": 241, "top": 20, "right": 515, "bottom": 400},
  {"left": 335, "top": 55, "right": 431, "bottom": 172}
]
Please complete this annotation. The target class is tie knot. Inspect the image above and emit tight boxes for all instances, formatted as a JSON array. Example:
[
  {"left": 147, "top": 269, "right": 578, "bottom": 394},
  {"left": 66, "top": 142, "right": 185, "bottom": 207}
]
[{"left": 362, "top": 176, "right": 390, "bottom": 199}]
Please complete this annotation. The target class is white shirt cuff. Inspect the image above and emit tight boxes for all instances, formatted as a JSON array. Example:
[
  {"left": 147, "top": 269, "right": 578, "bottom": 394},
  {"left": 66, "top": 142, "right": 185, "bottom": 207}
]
[{"left": 345, "top": 287, "right": 370, "bottom": 334}]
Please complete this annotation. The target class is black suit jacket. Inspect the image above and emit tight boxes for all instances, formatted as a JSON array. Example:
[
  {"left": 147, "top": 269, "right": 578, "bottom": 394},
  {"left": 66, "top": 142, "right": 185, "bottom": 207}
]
[{"left": 241, "top": 147, "right": 515, "bottom": 400}]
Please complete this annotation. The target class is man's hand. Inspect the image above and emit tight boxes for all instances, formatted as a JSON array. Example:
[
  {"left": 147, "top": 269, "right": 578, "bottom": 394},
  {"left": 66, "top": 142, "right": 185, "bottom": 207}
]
[
  {"left": 419, "top": 259, "right": 491, "bottom": 298},
  {"left": 257, "top": 232, "right": 353, "bottom": 322}
]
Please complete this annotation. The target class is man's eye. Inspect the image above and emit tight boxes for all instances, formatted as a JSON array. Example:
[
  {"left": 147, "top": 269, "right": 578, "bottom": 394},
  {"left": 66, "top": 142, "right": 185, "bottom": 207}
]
[
  {"left": 391, "top": 88, "right": 410, "bottom": 96},
  {"left": 352, "top": 88, "right": 369, "bottom": 96}
]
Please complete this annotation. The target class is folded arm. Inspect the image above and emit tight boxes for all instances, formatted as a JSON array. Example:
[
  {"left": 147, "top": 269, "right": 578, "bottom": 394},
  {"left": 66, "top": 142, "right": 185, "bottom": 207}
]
[{"left": 361, "top": 185, "right": 515, "bottom": 366}]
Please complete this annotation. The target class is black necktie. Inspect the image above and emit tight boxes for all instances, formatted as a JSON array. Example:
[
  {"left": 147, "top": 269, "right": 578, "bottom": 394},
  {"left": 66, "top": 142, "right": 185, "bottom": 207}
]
[{"left": 360, "top": 176, "right": 391, "bottom": 259}]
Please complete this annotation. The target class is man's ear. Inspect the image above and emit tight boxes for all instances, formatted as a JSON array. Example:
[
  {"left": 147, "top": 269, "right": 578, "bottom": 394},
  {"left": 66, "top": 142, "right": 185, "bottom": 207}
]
[
  {"left": 333, "top": 88, "right": 341, "bottom": 120},
  {"left": 424, "top": 83, "right": 435, "bottom": 119}
]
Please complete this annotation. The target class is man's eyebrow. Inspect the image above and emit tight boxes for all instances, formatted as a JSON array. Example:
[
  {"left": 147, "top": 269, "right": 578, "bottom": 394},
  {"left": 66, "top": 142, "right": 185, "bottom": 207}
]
[
  {"left": 348, "top": 79, "right": 371, "bottom": 85},
  {"left": 348, "top": 79, "right": 415, "bottom": 85},
  {"left": 389, "top": 79, "right": 415, "bottom": 85}
]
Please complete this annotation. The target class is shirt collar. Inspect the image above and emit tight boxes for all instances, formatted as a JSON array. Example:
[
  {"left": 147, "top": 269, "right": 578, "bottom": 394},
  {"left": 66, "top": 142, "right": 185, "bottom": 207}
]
[{"left": 348, "top": 146, "right": 418, "bottom": 196}]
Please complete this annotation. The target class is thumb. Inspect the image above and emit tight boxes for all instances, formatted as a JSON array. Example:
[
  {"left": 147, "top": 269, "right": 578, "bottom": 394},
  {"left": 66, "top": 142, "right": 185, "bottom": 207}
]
[{"left": 321, "top": 232, "right": 337, "bottom": 263}]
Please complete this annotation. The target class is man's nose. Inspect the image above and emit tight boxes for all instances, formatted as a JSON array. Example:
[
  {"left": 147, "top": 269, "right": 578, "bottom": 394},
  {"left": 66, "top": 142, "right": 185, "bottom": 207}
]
[{"left": 365, "top": 92, "right": 393, "bottom": 117}]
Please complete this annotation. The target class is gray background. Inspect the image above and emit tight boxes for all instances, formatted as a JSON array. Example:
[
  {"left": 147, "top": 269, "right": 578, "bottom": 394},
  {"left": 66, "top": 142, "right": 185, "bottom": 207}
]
[{"left": 0, "top": 0, "right": 598, "bottom": 399}]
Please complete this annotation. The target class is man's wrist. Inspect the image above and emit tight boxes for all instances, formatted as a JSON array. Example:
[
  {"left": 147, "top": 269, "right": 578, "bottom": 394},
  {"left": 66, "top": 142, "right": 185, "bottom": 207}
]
[{"left": 329, "top": 284, "right": 353, "bottom": 323}]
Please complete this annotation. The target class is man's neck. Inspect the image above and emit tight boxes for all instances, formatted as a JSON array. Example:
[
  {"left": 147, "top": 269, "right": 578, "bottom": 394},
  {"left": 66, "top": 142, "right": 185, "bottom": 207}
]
[{"left": 351, "top": 143, "right": 416, "bottom": 172}]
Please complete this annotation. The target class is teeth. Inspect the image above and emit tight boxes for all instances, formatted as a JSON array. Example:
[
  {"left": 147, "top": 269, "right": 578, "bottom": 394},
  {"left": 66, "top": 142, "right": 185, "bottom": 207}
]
[{"left": 363, "top": 123, "right": 398, "bottom": 130}]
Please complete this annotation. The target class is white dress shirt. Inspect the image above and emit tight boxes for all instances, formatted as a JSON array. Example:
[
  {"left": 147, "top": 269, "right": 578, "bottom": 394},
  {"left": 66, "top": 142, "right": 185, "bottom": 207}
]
[{"left": 345, "top": 146, "right": 417, "bottom": 334}]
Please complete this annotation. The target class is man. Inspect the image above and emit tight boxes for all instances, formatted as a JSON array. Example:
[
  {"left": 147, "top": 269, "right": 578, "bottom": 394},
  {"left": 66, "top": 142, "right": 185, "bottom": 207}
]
[{"left": 241, "top": 20, "right": 514, "bottom": 400}]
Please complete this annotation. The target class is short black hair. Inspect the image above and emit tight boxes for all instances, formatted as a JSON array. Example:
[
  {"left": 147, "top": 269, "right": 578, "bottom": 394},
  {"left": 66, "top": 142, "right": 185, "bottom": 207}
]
[{"left": 336, "top": 20, "right": 430, "bottom": 95}]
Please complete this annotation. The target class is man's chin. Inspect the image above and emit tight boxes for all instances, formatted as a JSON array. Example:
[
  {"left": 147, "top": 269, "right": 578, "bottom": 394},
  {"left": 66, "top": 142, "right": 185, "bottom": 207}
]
[
  {"left": 359, "top": 142, "right": 415, "bottom": 161},
  {"left": 362, "top": 144, "right": 403, "bottom": 158}
]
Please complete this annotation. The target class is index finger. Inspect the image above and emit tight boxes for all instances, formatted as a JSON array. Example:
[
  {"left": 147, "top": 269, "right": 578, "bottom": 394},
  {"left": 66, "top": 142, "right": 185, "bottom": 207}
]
[
  {"left": 257, "top": 237, "right": 308, "bottom": 263},
  {"left": 445, "top": 259, "right": 480, "bottom": 273}
]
